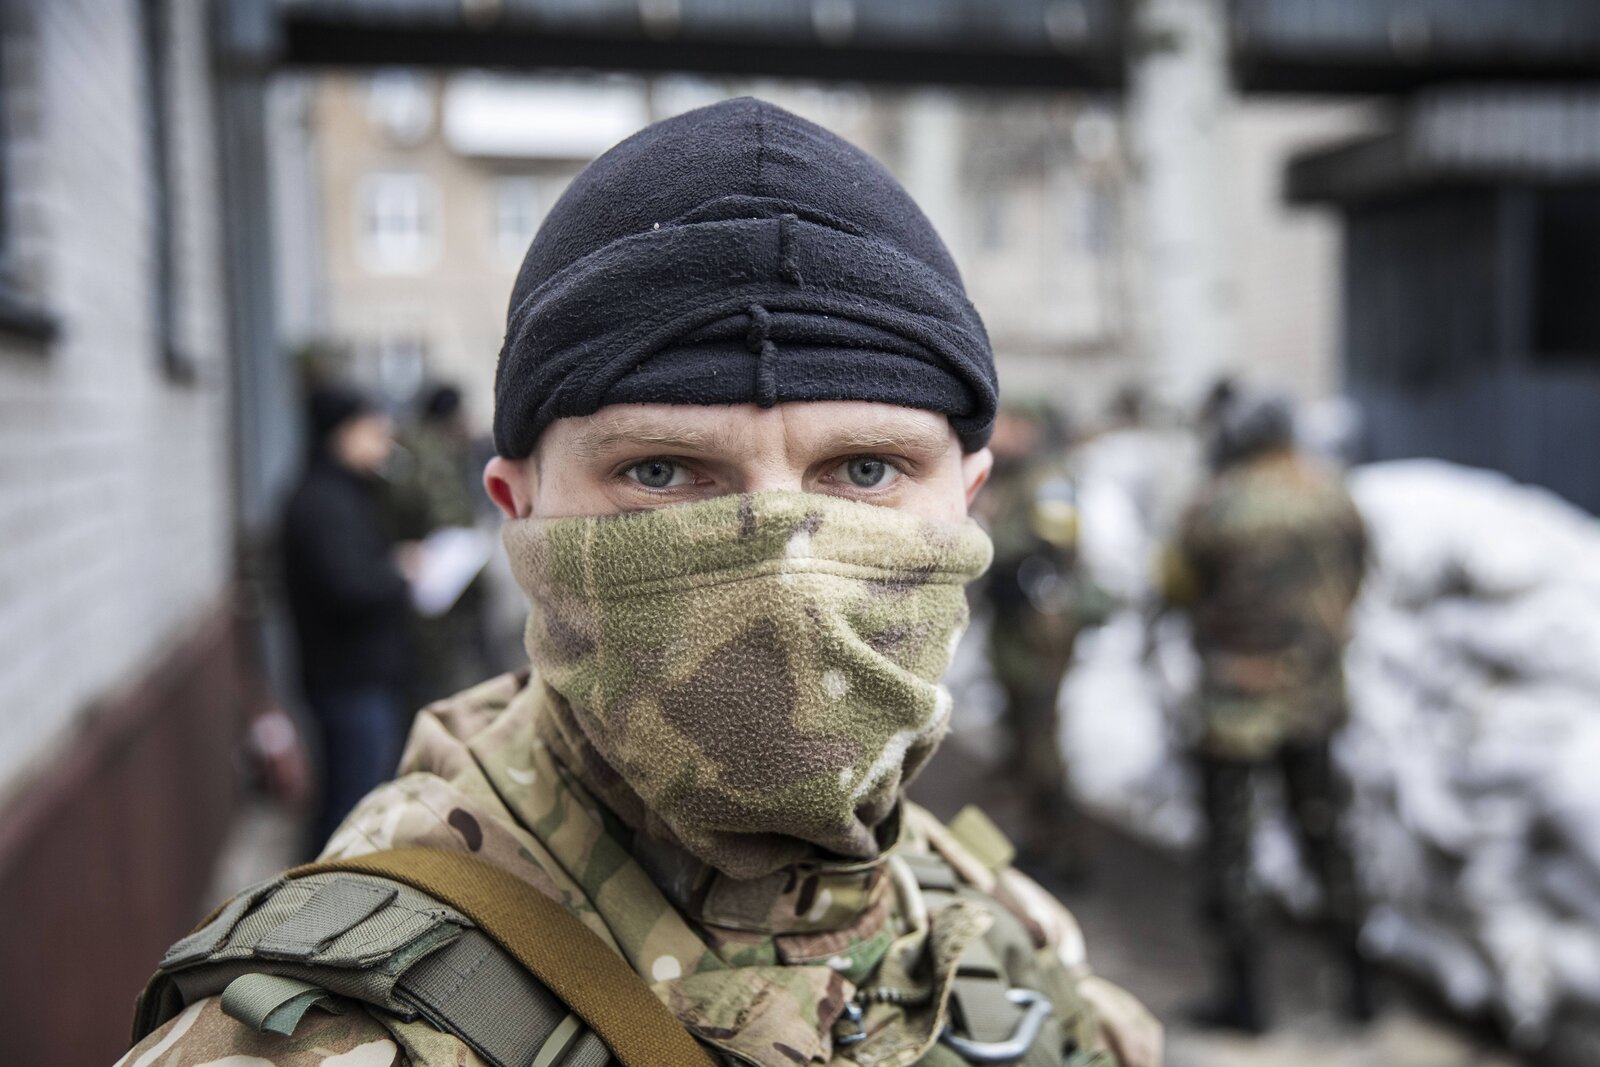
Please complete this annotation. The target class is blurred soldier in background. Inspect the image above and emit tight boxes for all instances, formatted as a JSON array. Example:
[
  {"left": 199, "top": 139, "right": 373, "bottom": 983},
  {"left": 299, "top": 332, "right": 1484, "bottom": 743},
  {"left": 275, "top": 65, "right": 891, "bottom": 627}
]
[
  {"left": 388, "top": 383, "right": 495, "bottom": 700},
  {"left": 979, "top": 404, "right": 1112, "bottom": 881},
  {"left": 282, "top": 386, "right": 418, "bottom": 849},
  {"left": 1162, "top": 381, "right": 1371, "bottom": 1033},
  {"left": 402, "top": 384, "right": 482, "bottom": 531}
]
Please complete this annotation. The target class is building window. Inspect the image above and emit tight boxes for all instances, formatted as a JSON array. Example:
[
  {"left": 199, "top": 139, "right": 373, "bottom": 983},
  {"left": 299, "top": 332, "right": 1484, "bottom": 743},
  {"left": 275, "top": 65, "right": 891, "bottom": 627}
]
[
  {"left": 366, "top": 70, "right": 433, "bottom": 147},
  {"left": 357, "top": 173, "right": 438, "bottom": 274},
  {"left": 1082, "top": 182, "right": 1115, "bottom": 256},
  {"left": 493, "top": 176, "right": 541, "bottom": 261},
  {"left": 356, "top": 334, "right": 429, "bottom": 406}
]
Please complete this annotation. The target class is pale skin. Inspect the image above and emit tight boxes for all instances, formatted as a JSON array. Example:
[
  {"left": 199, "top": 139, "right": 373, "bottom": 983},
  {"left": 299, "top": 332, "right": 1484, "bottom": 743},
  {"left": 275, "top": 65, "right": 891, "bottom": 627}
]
[
  {"left": 484, "top": 400, "right": 993, "bottom": 523},
  {"left": 331, "top": 411, "right": 396, "bottom": 476}
]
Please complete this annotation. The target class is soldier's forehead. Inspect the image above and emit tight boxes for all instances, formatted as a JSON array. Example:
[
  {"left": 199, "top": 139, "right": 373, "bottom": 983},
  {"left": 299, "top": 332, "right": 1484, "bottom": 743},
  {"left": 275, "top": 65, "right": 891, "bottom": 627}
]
[{"left": 561, "top": 403, "right": 955, "bottom": 458}]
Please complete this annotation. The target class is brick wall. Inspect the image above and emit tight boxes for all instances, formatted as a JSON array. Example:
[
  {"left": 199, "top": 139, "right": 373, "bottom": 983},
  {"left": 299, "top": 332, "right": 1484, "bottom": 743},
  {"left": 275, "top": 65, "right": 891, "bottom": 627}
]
[{"left": 0, "top": 0, "right": 231, "bottom": 801}]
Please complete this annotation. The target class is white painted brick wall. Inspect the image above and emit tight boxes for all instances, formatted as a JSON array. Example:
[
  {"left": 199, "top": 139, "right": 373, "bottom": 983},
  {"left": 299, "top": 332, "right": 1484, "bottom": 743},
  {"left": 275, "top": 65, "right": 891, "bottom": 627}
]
[{"left": 0, "top": 0, "right": 231, "bottom": 794}]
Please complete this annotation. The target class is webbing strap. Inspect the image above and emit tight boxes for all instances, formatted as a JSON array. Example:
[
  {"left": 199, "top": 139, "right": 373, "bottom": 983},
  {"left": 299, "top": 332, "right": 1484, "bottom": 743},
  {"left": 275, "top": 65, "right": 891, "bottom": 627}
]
[
  {"left": 531, "top": 1015, "right": 584, "bottom": 1067},
  {"left": 950, "top": 935, "right": 1016, "bottom": 1045},
  {"left": 221, "top": 973, "right": 340, "bottom": 1036},
  {"left": 290, "top": 849, "right": 717, "bottom": 1067},
  {"left": 398, "top": 928, "right": 569, "bottom": 1067},
  {"left": 950, "top": 976, "right": 1021, "bottom": 1044}
]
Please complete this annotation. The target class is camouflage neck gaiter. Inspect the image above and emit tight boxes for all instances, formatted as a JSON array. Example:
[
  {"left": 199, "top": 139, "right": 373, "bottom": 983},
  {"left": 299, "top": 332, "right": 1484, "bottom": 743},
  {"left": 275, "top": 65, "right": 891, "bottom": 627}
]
[{"left": 503, "top": 491, "right": 991, "bottom": 880}]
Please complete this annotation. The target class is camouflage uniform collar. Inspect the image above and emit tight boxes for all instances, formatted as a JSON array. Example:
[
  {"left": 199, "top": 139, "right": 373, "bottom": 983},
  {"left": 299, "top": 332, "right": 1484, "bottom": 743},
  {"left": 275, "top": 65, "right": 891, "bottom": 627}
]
[
  {"left": 634, "top": 808, "right": 901, "bottom": 937},
  {"left": 465, "top": 678, "right": 913, "bottom": 1063},
  {"left": 530, "top": 676, "right": 899, "bottom": 938}
]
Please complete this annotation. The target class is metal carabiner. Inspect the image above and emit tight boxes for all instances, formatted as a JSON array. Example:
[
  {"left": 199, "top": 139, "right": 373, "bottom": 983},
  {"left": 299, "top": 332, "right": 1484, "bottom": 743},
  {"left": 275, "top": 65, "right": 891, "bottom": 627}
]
[
  {"left": 938, "top": 988, "right": 1054, "bottom": 1063},
  {"left": 833, "top": 1000, "right": 868, "bottom": 1047}
]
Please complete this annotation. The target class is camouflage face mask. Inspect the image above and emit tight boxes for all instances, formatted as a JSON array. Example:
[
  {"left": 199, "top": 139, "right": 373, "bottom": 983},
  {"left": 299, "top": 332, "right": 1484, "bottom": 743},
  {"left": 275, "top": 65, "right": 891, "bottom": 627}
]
[{"left": 504, "top": 491, "right": 992, "bottom": 879}]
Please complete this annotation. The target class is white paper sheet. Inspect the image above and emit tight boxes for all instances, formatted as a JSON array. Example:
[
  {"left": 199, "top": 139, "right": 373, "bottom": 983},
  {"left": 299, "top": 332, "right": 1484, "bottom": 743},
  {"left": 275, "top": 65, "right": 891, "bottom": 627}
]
[{"left": 409, "top": 526, "right": 494, "bottom": 618}]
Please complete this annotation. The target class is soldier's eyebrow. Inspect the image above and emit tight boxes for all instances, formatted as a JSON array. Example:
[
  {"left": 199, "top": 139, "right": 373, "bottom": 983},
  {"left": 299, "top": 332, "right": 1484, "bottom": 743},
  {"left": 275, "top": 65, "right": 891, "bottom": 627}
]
[
  {"left": 567, "top": 417, "right": 728, "bottom": 459},
  {"left": 818, "top": 420, "right": 953, "bottom": 456}
]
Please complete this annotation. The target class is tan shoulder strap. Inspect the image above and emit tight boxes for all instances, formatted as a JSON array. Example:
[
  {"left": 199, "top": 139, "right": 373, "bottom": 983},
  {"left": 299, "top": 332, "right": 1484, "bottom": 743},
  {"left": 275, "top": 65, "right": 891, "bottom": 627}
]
[{"left": 292, "top": 848, "right": 716, "bottom": 1067}]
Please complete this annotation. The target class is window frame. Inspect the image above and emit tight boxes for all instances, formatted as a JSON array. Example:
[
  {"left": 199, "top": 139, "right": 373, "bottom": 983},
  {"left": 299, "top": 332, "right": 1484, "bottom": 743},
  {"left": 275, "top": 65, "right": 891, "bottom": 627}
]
[
  {"left": 140, "top": 0, "right": 195, "bottom": 382},
  {"left": 356, "top": 171, "right": 440, "bottom": 275},
  {"left": 0, "top": 10, "right": 56, "bottom": 345}
]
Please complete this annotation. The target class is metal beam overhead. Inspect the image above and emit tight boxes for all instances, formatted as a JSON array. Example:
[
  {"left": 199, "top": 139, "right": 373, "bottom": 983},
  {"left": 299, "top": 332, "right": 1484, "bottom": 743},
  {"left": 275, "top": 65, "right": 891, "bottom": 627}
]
[
  {"left": 276, "top": 0, "right": 1127, "bottom": 89},
  {"left": 1232, "top": 0, "right": 1600, "bottom": 94}
]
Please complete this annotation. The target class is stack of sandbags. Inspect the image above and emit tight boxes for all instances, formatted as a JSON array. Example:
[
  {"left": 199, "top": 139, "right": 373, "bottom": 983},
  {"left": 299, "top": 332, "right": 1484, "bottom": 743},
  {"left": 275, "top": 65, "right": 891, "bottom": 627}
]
[
  {"left": 1060, "top": 425, "right": 1203, "bottom": 849},
  {"left": 1062, "top": 454, "right": 1600, "bottom": 1046},
  {"left": 1343, "top": 462, "right": 1600, "bottom": 1044}
]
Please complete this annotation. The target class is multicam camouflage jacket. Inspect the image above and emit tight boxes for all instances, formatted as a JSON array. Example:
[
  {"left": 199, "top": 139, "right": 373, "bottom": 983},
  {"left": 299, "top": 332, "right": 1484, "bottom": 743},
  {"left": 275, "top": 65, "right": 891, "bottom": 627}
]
[
  {"left": 122, "top": 673, "right": 1159, "bottom": 1067},
  {"left": 1164, "top": 451, "right": 1369, "bottom": 760}
]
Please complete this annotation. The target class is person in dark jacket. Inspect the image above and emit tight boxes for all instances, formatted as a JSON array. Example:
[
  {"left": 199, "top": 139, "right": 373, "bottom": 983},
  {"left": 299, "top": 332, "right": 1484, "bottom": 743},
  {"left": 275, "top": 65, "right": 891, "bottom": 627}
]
[{"left": 282, "top": 386, "right": 416, "bottom": 846}]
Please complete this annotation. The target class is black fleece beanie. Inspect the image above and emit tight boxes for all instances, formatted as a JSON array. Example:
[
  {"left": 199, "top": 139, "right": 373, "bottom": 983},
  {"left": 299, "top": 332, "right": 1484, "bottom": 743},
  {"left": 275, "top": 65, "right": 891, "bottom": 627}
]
[{"left": 493, "top": 97, "right": 997, "bottom": 458}]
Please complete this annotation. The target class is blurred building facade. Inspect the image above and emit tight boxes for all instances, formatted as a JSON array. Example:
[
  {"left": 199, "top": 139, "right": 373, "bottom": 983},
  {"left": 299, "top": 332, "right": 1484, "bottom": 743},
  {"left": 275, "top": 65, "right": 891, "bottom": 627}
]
[
  {"left": 281, "top": 74, "right": 1137, "bottom": 428},
  {"left": 279, "top": 70, "right": 1363, "bottom": 433},
  {"left": 0, "top": 0, "right": 248, "bottom": 1061},
  {"left": 303, "top": 72, "right": 603, "bottom": 428},
  {"left": 1291, "top": 88, "right": 1600, "bottom": 512}
]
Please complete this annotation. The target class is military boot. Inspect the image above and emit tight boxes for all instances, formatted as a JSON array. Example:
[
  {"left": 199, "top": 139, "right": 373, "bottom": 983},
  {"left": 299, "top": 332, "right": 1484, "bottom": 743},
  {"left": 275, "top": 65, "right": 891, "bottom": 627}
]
[{"left": 1185, "top": 942, "right": 1267, "bottom": 1035}]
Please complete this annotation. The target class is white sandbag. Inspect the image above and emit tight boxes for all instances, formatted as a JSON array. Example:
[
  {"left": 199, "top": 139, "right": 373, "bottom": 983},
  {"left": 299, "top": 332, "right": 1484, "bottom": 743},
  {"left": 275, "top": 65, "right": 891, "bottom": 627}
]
[
  {"left": 1538, "top": 719, "right": 1600, "bottom": 882},
  {"left": 1058, "top": 611, "right": 1200, "bottom": 849},
  {"left": 1073, "top": 428, "right": 1200, "bottom": 603},
  {"left": 1349, "top": 460, "right": 1600, "bottom": 601},
  {"left": 1364, "top": 904, "right": 1498, "bottom": 1014},
  {"left": 1425, "top": 588, "right": 1600, "bottom": 693}
]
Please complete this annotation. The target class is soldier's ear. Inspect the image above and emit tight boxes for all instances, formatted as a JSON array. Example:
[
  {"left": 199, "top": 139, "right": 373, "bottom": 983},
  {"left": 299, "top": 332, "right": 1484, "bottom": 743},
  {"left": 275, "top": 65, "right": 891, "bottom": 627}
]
[
  {"left": 961, "top": 447, "right": 993, "bottom": 508},
  {"left": 484, "top": 456, "right": 535, "bottom": 519}
]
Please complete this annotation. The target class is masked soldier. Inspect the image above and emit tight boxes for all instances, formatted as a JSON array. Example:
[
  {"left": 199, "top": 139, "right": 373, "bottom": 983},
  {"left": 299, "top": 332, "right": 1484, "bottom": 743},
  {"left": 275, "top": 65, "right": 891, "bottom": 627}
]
[
  {"left": 123, "top": 99, "right": 1159, "bottom": 1067},
  {"left": 1162, "top": 383, "right": 1370, "bottom": 1034},
  {"left": 978, "top": 406, "right": 1110, "bottom": 881}
]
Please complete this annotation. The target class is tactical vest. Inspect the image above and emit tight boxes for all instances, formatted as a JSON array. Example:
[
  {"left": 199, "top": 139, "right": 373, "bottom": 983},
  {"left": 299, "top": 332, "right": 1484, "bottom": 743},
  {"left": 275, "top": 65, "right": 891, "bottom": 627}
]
[{"left": 135, "top": 836, "right": 1110, "bottom": 1067}]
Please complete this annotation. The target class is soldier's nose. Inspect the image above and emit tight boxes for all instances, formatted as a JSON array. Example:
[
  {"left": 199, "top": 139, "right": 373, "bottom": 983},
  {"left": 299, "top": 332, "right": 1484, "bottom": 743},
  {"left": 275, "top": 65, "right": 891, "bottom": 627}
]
[{"left": 738, "top": 465, "right": 808, "bottom": 495}]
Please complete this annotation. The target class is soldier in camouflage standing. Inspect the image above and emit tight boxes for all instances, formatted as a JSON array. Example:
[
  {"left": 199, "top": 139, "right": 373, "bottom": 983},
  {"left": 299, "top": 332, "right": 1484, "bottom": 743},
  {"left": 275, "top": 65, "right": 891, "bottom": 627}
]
[
  {"left": 123, "top": 99, "right": 1161, "bottom": 1067},
  {"left": 1162, "top": 382, "right": 1371, "bottom": 1033},
  {"left": 979, "top": 405, "right": 1110, "bottom": 881},
  {"left": 389, "top": 383, "right": 496, "bottom": 701}
]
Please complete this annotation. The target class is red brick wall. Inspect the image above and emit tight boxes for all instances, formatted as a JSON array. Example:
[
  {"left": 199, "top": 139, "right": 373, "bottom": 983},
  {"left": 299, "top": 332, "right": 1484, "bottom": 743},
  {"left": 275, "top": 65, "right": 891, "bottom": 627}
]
[{"left": 0, "top": 603, "right": 247, "bottom": 1066}]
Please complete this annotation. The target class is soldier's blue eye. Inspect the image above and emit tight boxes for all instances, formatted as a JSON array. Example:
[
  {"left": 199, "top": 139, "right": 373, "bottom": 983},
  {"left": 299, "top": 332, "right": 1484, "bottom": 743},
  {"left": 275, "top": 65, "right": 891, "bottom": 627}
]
[
  {"left": 843, "top": 457, "right": 897, "bottom": 488},
  {"left": 629, "top": 460, "right": 686, "bottom": 488}
]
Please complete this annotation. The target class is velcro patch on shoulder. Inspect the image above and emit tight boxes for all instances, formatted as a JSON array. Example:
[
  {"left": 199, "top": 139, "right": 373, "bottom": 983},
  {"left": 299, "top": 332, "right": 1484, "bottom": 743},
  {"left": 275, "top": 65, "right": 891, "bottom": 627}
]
[
  {"left": 258, "top": 878, "right": 399, "bottom": 961},
  {"left": 156, "top": 872, "right": 472, "bottom": 1021},
  {"left": 947, "top": 806, "right": 1016, "bottom": 874}
]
